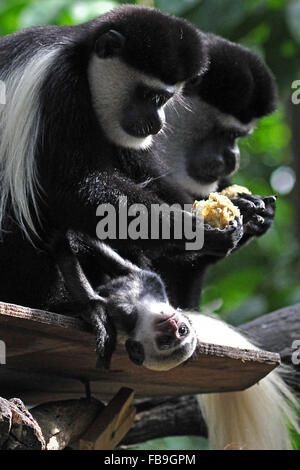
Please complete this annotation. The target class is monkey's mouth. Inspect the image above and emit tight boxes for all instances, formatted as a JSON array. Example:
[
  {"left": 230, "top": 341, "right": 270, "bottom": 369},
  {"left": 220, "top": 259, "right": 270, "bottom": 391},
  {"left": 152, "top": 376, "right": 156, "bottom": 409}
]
[
  {"left": 187, "top": 169, "right": 219, "bottom": 184},
  {"left": 121, "top": 117, "right": 163, "bottom": 139},
  {"left": 199, "top": 174, "right": 219, "bottom": 183}
]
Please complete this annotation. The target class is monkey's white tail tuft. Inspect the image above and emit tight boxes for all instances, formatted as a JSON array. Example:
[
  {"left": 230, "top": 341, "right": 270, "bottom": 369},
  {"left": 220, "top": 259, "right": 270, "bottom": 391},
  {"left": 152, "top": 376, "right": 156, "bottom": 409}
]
[{"left": 188, "top": 312, "right": 299, "bottom": 450}]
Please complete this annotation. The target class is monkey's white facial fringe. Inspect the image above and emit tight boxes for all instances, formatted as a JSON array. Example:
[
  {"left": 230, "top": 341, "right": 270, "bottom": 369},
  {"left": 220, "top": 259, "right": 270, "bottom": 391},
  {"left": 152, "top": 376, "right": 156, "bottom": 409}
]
[
  {"left": 88, "top": 56, "right": 180, "bottom": 150},
  {"left": 0, "top": 49, "right": 59, "bottom": 241},
  {"left": 133, "top": 300, "right": 197, "bottom": 371},
  {"left": 187, "top": 312, "right": 300, "bottom": 450}
]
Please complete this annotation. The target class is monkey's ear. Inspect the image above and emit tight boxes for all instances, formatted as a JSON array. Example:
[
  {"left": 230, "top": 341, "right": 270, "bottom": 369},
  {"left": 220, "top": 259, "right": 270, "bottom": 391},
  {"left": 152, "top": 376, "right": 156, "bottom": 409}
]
[
  {"left": 95, "top": 30, "right": 125, "bottom": 58},
  {"left": 125, "top": 339, "right": 145, "bottom": 366}
]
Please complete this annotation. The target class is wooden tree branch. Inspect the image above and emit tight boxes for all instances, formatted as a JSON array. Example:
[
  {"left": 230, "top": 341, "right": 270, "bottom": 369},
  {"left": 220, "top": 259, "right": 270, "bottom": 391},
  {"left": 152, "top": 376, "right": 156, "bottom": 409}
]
[
  {"left": 0, "top": 304, "right": 299, "bottom": 449},
  {"left": 0, "top": 397, "right": 105, "bottom": 450},
  {"left": 238, "top": 303, "right": 300, "bottom": 353},
  {"left": 0, "top": 398, "right": 45, "bottom": 449},
  {"left": 31, "top": 398, "right": 105, "bottom": 450},
  {"left": 121, "top": 396, "right": 208, "bottom": 446}
]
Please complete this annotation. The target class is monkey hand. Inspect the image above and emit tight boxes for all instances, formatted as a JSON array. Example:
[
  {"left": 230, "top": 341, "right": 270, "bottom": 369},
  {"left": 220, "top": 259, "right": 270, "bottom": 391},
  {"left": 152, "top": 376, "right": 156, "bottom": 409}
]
[
  {"left": 81, "top": 299, "right": 117, "bottom": 370},
  {"left": 231, "top": 194, "right": 276, "bottom": 241},
  {"left": 200, "top": 216, "right": 244, "bottom": 258}
]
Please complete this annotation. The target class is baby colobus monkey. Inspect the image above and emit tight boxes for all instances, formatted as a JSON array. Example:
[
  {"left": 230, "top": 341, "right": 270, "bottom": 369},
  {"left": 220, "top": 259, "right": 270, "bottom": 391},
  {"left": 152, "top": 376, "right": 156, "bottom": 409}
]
[
  {"left": 54, "top": 232, "right": 196, "bottom": 370},
  {"left": 55, "top": 232, "right": 299, "bottom": 450},
  {"left": 153, "top": 33, "right": 278, "bottom": 309}
]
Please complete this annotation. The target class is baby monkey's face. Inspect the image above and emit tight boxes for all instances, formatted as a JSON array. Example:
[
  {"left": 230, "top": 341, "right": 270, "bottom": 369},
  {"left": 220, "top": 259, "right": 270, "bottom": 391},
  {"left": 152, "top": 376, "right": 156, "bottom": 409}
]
[
  {"left": 126, "top": 299, "right": 197, "bottom": 371},
  {"left": 98, "top": 269, "right": 197, "bottom": 371}
]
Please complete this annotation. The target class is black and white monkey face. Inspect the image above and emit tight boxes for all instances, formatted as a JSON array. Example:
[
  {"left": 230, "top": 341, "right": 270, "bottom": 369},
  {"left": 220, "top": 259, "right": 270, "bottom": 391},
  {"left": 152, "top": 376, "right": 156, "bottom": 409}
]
[
  {"left": 96, "top": 250, "right": 197, "bottom": 371},
  {"left": 183, "top": 98, "right": 256, "bottom": 188},
  {"left": 88, "top": 50, "right": 181, "bottom": 150},
  {"left": 156, "top": 33, "right": 276, "bottom": 197},
  {"left": 126, "top": 300, "right": 197, "bottom": 371},
  {"left": 160, "top": 97, "right": 256, "bottom": 196},
  {"left": 86, "top": 6, "right": 207, "bottom": 150}
]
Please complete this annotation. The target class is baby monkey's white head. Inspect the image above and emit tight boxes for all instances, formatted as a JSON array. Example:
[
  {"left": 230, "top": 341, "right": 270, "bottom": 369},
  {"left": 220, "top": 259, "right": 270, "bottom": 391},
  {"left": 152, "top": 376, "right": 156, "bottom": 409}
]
[
  {"left": 125, "top": 294, "right": 197, "bottom": 371},
  {"left": 96, "top": 243, "right": 197, "bottom": 371}
]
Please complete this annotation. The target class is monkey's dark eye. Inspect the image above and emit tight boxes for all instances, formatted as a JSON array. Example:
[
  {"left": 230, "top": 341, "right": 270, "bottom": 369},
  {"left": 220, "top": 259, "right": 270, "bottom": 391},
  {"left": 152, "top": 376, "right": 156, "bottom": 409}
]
[
  {"left": 178, "top": 323, "right": 189, "bottom": 337},
  {"left": 137, "top": 85, "right": 172, "bottom": 107},
  {"left": 153, "top": 94, "right": 170, "bottom": 107}
]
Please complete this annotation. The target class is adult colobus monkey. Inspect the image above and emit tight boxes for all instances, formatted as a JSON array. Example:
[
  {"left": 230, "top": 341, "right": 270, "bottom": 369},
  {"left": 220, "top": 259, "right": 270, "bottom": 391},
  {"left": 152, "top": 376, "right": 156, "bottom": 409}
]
[
  {"left": 151, "top": 34, "right": 298, "bottom": 449},
  {"left": 153, "top": 33, "right": 278, "bottom": 309},
  {"left": 0, "top": 7, "right": 210, "bottom": 314}
]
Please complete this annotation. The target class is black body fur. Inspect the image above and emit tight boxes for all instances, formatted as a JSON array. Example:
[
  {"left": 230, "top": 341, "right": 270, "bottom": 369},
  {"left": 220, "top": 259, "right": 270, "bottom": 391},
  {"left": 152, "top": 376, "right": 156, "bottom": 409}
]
[{"left": 194, "top": 33, "right": 277, "bottom": 123}]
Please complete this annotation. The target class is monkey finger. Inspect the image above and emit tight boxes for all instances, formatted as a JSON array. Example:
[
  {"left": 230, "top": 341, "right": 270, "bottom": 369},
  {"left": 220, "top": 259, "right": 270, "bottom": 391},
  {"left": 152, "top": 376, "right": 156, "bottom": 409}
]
[
  {"left": 263, "top": 195, "right": 277, "bottom": 205},
  {"left": 239, "top": 194, "right": 266, "bottom": 211},
  {"left": 261, "top": 196, "right": 277, "bottom": 216},
  {"left": 90, "top": 309, "right": 117, "bottom": 370},
  {"left": 252, "top": 214, "right": 265, "bottom": 225},
  {"left": 231, "top": 197, "right": 257, "bottom": 212},
  {"left": 228, "top": 216, "right": 243, "bottom": 231}
]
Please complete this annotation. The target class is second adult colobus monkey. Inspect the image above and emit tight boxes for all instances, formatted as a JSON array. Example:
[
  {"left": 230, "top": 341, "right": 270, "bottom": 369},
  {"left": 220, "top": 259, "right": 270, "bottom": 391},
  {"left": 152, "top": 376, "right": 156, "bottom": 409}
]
[
  {"left": 153, "top": 33, "right": 278, "bottom": 309},
  {"left": 150, "top": 35, "right": 299, "bottom": 449}
]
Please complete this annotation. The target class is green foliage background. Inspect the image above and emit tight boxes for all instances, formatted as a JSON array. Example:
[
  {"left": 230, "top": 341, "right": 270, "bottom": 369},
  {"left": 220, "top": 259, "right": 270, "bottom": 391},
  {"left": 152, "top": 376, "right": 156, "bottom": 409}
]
[{"left": 1, "top": 0, "right": 299, "bottom": 450}]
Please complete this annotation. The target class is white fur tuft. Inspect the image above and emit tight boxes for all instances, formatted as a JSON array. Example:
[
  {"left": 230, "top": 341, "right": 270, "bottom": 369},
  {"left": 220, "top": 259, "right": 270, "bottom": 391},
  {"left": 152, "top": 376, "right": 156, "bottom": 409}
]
[
  {"left": 0, "top": 48, "right": 59, "bottom": 241},
  {"left": 181, "top": 177, "right": 218, "bottom": 197},
  {"left": 187, "top": 312, "right": 299, "bottom": 450},
  {"left": 88, "top": 56, "right": 180, "bottom": 150}
]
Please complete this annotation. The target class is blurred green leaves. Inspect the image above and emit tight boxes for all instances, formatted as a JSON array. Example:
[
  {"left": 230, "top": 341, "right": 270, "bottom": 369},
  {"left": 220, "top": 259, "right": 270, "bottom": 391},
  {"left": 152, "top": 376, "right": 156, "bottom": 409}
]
[
  {"left": 185, "top": 0, "right": 247, "bottom": 35},
  {"left": 155, "top": 0, "right": 199, "bottom": 17},
  {"left": 19, "top": 0, "right": 71, "bottom": 28},
  {"left": 286, "top": 1, "right": 300, "bottom": 45},
  {"left": 68, "top": 1, "right": 119, "bottom": 24}
]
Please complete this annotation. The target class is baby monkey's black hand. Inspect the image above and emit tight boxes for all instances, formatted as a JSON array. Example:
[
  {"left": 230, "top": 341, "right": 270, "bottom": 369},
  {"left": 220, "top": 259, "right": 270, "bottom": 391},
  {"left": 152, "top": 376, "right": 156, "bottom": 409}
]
[{"left": 81, "top": 299, "right": 117, "bottom": 370}]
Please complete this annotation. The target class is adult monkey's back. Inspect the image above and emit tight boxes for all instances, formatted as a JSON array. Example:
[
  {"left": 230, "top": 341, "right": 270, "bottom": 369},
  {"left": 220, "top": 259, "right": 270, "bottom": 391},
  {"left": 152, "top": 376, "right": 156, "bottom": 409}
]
[{"left": 0, "top": 6, "right": 207, "bottom": 310}]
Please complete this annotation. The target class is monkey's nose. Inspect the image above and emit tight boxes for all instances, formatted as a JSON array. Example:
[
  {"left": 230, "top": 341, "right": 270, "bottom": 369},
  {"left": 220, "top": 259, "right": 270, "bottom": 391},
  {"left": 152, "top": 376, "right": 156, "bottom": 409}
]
[{"left": 209, "top": 154, "right": 226, "bottom": 177}]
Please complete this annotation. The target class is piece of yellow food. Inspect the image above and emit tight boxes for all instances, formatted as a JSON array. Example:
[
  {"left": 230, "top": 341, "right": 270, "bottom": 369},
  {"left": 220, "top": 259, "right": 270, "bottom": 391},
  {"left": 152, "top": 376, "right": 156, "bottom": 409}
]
[
  {"left": 192, "top": 193, "right": 240, "bottom": 229},
  {"left": 220, "top": 184, "right": 252, "bottom": 198}
]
